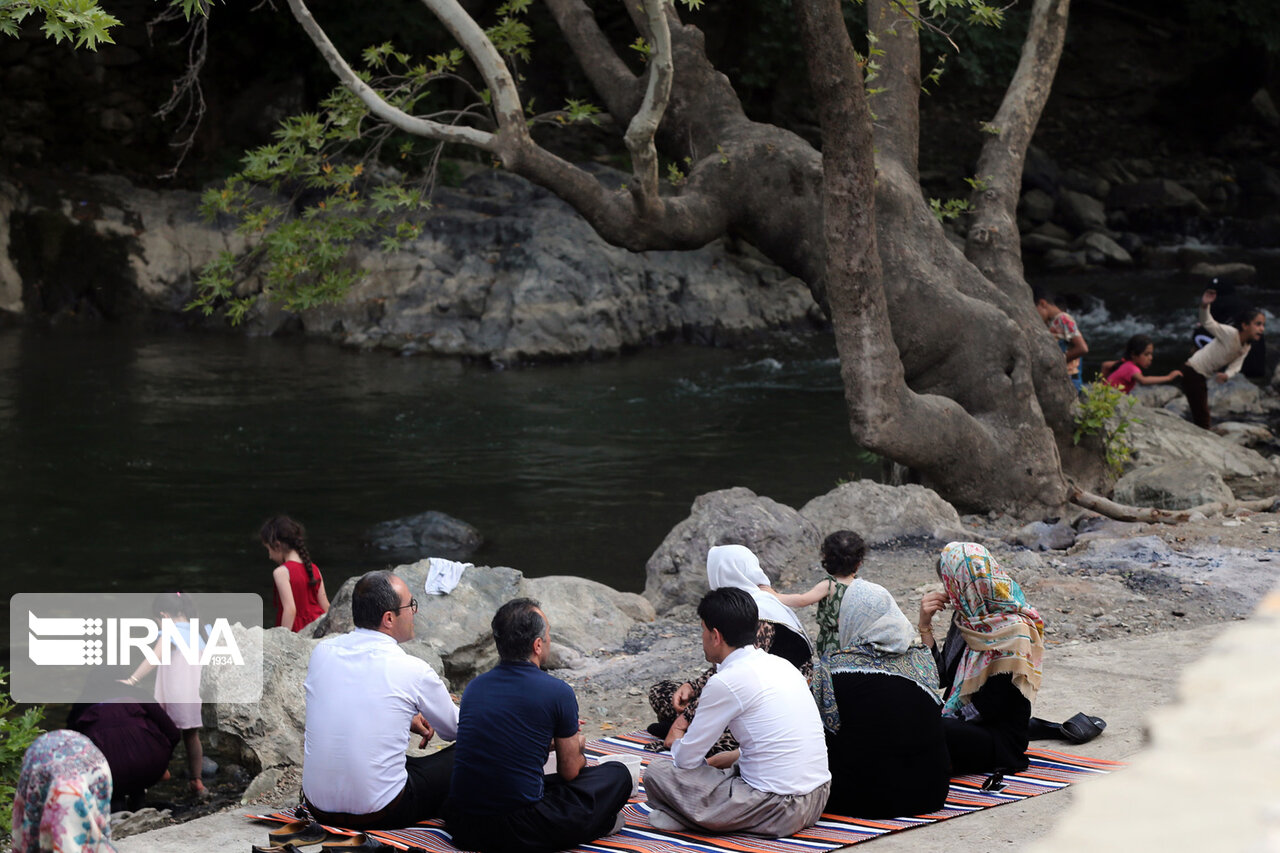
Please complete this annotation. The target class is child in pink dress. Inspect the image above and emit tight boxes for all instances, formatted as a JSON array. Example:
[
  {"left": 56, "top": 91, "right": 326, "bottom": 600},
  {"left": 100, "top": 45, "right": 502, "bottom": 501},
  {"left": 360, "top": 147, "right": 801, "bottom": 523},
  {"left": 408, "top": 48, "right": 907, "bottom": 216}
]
[
  {"left": 1101, "top": 335, "right": 1182, "bottom": 393},
  {"left": 123, "top": 592, "right": 207, "bottom": 798}
]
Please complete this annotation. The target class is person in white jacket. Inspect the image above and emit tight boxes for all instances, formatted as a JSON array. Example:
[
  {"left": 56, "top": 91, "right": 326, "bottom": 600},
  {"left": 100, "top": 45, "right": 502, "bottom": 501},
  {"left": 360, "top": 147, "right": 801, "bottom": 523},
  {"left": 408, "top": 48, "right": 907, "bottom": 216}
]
[{"left": 1180, "top": 289, "right": 1266, "bottom": 428}]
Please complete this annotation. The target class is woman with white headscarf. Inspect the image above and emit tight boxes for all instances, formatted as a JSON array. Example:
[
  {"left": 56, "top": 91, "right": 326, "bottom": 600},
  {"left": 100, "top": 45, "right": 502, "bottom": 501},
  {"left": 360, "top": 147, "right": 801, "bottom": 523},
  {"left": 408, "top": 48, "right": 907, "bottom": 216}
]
[
  {"left": 646, "top": 544, "right": 814, "bottom": 753},
  {"left": 814, "top": 579, "right": 949, "bottom": 817}
]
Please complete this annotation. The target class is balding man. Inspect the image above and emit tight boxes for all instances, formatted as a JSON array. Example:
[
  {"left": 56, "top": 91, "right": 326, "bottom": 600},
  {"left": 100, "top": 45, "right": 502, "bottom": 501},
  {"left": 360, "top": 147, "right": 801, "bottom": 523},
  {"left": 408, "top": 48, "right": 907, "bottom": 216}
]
[{"left": 302, "top": 571, "right": 459, "bottom": 828}]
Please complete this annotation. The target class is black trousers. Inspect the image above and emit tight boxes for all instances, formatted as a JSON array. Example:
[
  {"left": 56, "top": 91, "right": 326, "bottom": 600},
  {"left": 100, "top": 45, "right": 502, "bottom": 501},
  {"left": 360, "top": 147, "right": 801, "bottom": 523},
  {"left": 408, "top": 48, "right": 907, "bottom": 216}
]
[
  {"left": 308, "top": 747, "right": 455, "bottom": 829},
  {"left": 444, "top": 763, "right": 632, "bottom": 853},
  {"left": 1180, "top": 365, "right": 1211, "bottom": 429}
]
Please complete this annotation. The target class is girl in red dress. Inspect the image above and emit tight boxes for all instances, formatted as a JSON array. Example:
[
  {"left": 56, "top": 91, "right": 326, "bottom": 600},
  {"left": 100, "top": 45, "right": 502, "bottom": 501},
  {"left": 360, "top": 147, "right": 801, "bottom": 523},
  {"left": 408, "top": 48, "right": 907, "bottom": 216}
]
[{"left": 261, "top": 515, "right": 330, "bottom": 632}]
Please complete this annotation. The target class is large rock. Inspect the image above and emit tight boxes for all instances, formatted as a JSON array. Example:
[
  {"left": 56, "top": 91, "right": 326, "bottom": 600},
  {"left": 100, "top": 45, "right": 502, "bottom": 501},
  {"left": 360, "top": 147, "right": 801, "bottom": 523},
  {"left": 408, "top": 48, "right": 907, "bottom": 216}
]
[
  {"left": 1113, "top": 461, "right": 1235, "bottom": 510},
  {"left": 798, "top": 481, "right": 968, "bottom": 548},
  {"left": 1019, "top": 189, "right": 1056, "bottom": 224},
  {"left": 1108, "top": 179, "right": 1209, "bottom": 215},
  {"left": 643, "top": 487, "right": 820, "bottom": 615},
  {"left": 1187, "top": 262, "right": 1257, "bottom": 287},
  {"left": 1125, "top": 408, "right": 1279, "bottom": 498},
  {"left": 1207, "top": 375, "right": 1264, "bottom": 416},
  {"left": 5, "top": 171, "right": 818, "bottom": 362},
  {"left": 525, "top": 575, "right": 656, "bottom": 655},
  {"left": 1075, "top": 231, "right": 1133, "bottom": 266},
  {"left": 363, "top": 511, "right": 483, "bottom": 562},
  {"left": 203, "top": 625, "right": 320, "bottom": 773},
  {"left": 1055, "top": 189, "right": 1107, "bottom": 232},
  {"left": 1131, "top": 384, "right": 1182, "bottom": 409}
]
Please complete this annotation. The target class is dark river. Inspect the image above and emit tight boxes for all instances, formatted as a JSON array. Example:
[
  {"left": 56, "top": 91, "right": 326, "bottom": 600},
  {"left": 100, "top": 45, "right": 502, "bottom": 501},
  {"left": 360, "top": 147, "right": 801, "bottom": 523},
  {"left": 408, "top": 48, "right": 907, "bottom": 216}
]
[{"left": 1, "top": 250, "right": 1275, "bottom": 627}]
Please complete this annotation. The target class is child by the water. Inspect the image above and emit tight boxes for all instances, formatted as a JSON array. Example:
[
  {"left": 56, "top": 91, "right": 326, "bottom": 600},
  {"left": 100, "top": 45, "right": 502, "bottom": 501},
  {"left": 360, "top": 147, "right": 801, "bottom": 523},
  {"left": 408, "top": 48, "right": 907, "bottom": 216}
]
[
  {"left": 261, "top": 514, "right": 329, "bottom": 632},
  {"left": 767, "top": 530, "right": 867, "bottom": 656},
  {"left": 1100, "top": 334, "right": 1182, "bottom": 393},
  {"left": 1034, "top": 289, "right": 1089, "bottom": 393},
  {"left": 122, "top": 592, "right": 208, "bottom": 799}
]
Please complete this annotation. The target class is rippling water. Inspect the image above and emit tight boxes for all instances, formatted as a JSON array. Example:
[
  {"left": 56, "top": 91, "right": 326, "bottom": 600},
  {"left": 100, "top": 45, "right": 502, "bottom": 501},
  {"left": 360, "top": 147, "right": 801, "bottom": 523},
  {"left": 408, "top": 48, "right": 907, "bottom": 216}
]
[{"left": 0, "top": 328, "right": 868, "bottom": 613}]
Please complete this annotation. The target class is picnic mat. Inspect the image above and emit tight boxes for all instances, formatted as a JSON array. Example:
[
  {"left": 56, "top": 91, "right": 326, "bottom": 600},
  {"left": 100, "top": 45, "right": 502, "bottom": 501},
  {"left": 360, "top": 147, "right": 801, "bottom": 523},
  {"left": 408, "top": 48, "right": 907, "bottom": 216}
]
[{"left": 251, "top": 731, "right": 1122, "bottom": 852}]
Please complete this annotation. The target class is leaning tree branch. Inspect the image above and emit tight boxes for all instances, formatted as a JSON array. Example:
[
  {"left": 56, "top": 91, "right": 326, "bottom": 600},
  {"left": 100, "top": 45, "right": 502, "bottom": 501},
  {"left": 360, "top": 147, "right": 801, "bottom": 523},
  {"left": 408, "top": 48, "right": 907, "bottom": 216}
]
[
  {"left": 285, "top": 0, "right": 498, "bottom": 150},
  {"left": 413, "top": 0, "right": 526, "bottom": 132},
  {"left": 541, "top": 0, "right": 644, "bottom": 121},
  {"left": 1072, "top": 488, "right": 1278, "bottom": 524},
  {"left": 965, "top": 0, "right": 1071, "bottom": 290},
  {"left": 621, "top": 0, "right": 675, "bottom": 214}
]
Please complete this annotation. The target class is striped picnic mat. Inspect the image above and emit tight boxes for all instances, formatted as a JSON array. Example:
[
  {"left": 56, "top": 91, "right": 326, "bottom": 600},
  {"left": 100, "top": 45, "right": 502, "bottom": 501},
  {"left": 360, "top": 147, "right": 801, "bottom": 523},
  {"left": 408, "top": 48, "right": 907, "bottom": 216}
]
[{"left": 251, "top": 731, "right": 1121, "bottom": 852}]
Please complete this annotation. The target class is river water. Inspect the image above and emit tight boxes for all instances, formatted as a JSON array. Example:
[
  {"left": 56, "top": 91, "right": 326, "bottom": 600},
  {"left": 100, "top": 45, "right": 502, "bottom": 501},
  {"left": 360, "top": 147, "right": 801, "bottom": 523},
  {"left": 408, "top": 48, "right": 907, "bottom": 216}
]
[{"left": 1, "top": 252, "right": 1275, "bottom": 622}]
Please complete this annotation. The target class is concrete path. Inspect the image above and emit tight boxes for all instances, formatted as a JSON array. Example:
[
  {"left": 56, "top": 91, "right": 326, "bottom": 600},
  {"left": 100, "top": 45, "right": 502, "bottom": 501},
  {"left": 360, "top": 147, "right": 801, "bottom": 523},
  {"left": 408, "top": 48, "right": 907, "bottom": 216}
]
[{"left": 115, "top": 624, "right": 1228, "bottom": 853}]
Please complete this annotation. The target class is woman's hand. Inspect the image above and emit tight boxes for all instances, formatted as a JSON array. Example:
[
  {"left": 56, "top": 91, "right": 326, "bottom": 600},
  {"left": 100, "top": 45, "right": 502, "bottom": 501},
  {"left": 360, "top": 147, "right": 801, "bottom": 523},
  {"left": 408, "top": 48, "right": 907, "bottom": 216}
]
[
  {"left": 1215, "top": 372, "right": 1229, "bottom": 384},
  {"left": 918, "top": 591, "right": 948, "bottom": 641},
  {"left": 1202, "top": 288, "right": 1217, "bottom": 306}
]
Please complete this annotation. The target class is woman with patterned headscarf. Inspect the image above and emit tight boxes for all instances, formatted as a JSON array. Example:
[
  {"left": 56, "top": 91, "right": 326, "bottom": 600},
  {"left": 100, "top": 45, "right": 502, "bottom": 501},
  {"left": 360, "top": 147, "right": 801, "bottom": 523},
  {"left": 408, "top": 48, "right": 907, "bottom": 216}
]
[
  {"left": 12, "top": 730, "right": 118, "bottom": 853},
  {"left": 917, "top": 542, "right": 1045, "bottom": 774},
  {"left": 814, "top": 579, "right": 950, "bottom": 817}
]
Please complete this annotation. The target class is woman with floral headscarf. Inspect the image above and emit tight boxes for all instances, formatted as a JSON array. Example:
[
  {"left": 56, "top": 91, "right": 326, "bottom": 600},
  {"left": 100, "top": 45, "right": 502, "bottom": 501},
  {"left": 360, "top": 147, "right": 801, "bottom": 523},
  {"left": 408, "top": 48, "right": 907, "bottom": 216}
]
[
  {"left": 814, "top": 579, "right": 950, "bottom": 817},
  {"left": 12, "top": 730, "right": 118, "bottom": 853},
  {"left": 917, "top": 542, "right": 1044, "bottom": 774}
]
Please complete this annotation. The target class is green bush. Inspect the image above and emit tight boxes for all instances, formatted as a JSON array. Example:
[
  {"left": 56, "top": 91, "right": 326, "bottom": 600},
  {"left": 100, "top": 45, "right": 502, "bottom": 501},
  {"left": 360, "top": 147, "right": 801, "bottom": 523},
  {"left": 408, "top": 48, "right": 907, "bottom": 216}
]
[
  {"left": 1073, "top": 380, "right": 1139, "bottom": 478},
  {"left": 0, "top": 669, "right": 45, "bottom": 837}
]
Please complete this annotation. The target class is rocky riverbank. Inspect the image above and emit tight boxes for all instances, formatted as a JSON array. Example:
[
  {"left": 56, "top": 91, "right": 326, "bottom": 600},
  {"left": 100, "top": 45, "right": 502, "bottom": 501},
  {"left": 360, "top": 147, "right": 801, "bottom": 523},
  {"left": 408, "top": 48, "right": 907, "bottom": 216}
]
[{"left": 100, "top": 382, "right": 1277, "bottom": 839}]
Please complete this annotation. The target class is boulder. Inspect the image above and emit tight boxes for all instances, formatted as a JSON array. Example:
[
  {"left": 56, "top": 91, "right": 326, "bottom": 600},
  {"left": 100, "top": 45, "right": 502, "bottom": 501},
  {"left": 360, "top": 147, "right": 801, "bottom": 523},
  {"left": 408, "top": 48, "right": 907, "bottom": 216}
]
[
  {"left": 0, "top": 180, "right": 21, "bottom": 314},
  {"left": 203, "top": 625, "right": 319, "bottom": 773},
  {"left": 1055, "top": 189, "right": 1107, "bottom": 232},
  {"left": 1022, "top": 233, "right": 1071, "bottom": 254},
  {"left": 1113, "top": 461, "right": 1234, "bottom": 510},
  {"left": 1075, "top": 231, "right": 1132, "bottom": 266},
  {"left": 1214, "top": 421, "right": 1275, "bottom": 449},
  {"left": 1187, "top": 262, "right": 1257, "bottom": 287},
  {"left": 1019, "top": 189, "right": 1056, "bottom": 224},
  {"left": 1009, "top": 520, "right": 1076, "bottom": 551},
  {"left": 525, "top": 575, "right": 656, "bottom": 655},
  {"left": 1044, "top": 249, "right": 1089, "bottom": 271},
  {"left": 1208, "top": 375, "right": 1264, "bottom": 416},
  {"left": 363, "top": 510, "right": 483, "bottom": 562},
  {"left": 798, "top": 481, "right": 968, "bottom": 549},
  {"left": 1061, "top": 168, "right": 1110, "bottom": 200},
  {"left": 1108, "top": 179, "right": 1209, "bottom": 215},
  {"left": 5, "top": 171, "right": 818, "bottom": 362},
  {"left": 1028, "top": 221, "right": 1073, "bottom": 242},
  {"left": 1131, "top": 384, "right": 1181, "bottom": 409},
  {"left": 643, "top": 487, "right": 820, "bottom": 615},
  {"left": 1125, "top": 408, "right": 1279, "bottom": 498},
  {"left": 1022, "top": 146, "right": 1060, "bottom": 194}
]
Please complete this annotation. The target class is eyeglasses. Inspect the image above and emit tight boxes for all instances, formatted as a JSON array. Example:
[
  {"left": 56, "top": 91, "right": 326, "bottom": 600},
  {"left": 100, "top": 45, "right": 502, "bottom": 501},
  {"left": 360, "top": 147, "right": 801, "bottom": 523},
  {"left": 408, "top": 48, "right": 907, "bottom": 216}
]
[{"left": 390, "top": 598, "right": 418, "bottom": 615}]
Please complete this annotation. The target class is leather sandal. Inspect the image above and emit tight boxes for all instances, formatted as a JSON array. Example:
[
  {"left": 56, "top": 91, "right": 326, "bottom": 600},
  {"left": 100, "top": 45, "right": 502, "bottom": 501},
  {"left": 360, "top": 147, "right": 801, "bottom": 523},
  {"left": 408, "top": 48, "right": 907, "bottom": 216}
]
[
  {"left": 1058, "top": 712, "right": 1105, "bottom": 745},
  {"left": 269, "top": 820, "right": 328, "bottom": 845}
]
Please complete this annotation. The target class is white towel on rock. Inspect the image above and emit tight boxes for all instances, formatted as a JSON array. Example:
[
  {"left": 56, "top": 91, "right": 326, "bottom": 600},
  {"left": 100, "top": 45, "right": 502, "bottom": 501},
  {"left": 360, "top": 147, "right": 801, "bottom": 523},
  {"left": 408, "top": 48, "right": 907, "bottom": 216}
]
[{"left": 425, "top": 558, "right": 472, "bottom": 595}]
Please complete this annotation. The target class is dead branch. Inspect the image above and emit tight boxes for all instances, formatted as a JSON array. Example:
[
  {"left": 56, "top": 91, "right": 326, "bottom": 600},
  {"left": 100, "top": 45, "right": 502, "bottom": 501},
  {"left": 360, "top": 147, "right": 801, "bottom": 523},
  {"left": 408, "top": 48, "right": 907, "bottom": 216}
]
[{"left": 1071, "top": 487, "right": 1279, "bottom": 524}]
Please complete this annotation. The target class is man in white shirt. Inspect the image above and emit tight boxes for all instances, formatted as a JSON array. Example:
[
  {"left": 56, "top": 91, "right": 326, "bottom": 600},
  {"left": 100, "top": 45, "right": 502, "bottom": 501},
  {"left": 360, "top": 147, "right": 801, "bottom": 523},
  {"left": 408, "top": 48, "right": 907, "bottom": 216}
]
[
  {"left": 302, "top": 570, "right": 460, "bottom": 828},
  {"left": 644, "top": 587, "right": 831, "bottom": 837}
]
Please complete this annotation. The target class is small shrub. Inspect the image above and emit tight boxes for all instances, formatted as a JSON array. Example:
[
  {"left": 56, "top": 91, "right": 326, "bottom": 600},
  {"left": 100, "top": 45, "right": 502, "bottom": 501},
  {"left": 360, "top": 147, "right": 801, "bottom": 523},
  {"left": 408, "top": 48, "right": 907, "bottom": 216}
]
[
  {"left": 0, "top": 668, "right": 45, "bottom": 837},
  {"left": 1073, "top": 380, "right": 1139, "bottom": 477}
]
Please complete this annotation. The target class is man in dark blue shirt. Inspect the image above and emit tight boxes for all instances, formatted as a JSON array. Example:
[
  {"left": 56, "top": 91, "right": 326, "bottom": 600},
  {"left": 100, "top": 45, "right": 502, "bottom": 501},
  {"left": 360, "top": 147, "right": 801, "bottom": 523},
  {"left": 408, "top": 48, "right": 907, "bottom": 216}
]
[{"left": 444, "top": 598, "right": 632, "bottom": 853}]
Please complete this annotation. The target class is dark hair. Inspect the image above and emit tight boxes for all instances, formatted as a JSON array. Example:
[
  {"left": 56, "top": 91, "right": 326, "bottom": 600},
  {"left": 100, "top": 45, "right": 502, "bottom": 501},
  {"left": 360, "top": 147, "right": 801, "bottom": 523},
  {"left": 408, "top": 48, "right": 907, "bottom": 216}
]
[
  {"left": 1235, "top": 307, "right": 1265, "bottom": 329},
  {"left": 152, "top": 592, "right": 197, "bottom": 620},
  {"left": 1031, "top": 287, "right": 1053, "bottom": 305},
  {"left": 820, "top": 530, "right": 867, "bottom": 578},
  {"left": 491, "top": 598, "right": 546, "bottom": 662},
  {"left": 352, "top": 571, "right": 401, "bottom": 630},
  {"left": 1106, "top": 334, "right": 1153, "bottom": 379},
  {"left": 261, "top": 515, "right": 318, "bottom": 588},
  {"left": 696, "top": 587, "right": 758, "bottom": 648}
]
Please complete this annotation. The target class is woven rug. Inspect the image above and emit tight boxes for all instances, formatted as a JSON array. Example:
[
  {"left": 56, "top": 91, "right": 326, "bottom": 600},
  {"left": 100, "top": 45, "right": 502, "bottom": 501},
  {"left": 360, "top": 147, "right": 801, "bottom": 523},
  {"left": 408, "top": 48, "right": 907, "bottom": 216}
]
[{"left": 251, "top": 731, "right": 1121, "bottom": 852}]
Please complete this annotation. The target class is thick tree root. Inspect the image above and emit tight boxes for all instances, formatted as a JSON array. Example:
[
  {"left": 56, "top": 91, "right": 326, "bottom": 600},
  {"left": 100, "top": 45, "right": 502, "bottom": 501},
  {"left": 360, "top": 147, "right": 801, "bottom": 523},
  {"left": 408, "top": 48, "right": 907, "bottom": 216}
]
[{"left": 1071, "top": 488, "right": 1279, "bottom": 524}]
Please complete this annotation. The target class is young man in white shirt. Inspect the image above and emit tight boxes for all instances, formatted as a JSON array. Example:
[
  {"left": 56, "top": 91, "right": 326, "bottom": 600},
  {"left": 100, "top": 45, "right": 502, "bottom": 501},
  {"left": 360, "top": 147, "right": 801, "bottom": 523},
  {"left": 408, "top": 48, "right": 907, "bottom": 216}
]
[
  {"left": 644, "top": 587, "right": 831, "bottom": 837},
  {"left": 302, "top": 570, "right": 460, "bottom": 828}
]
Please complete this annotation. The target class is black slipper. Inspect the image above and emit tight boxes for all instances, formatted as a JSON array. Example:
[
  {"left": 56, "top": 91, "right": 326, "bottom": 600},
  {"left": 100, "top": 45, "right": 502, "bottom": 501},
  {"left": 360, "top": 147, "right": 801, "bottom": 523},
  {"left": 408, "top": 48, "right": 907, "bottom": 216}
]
[
  {"left": 269, "top": 819, "right": 327, "bottom": 845},
  {"left": 1059, "top": 712, "right": 1105, "bottom": 745}
]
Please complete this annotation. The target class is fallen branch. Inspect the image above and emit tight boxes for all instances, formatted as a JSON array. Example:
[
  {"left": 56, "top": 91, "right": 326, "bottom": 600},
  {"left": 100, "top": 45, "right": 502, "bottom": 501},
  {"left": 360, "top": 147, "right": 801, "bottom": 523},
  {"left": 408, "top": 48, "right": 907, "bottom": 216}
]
[{"left": 1071, "top": 487, "right": 1278, "bottom": 524}]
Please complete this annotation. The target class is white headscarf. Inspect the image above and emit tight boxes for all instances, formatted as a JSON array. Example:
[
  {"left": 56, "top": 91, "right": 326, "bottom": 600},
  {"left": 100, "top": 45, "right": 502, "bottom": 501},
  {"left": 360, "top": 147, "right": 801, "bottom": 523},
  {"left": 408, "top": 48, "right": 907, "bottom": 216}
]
[
  {"left": 837, "top": 579, "right": 914, "bottom": 653},
  {"left": 706, "top": 544, "right": 808, "bottom": 637}
]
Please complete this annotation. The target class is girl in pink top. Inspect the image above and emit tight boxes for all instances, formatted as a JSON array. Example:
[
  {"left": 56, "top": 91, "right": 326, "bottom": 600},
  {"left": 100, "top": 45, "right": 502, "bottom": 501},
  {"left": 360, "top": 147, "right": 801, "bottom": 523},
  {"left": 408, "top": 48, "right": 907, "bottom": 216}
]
[{"left": 1102, "top": 335, "right": 1181, "bottom": 393}]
